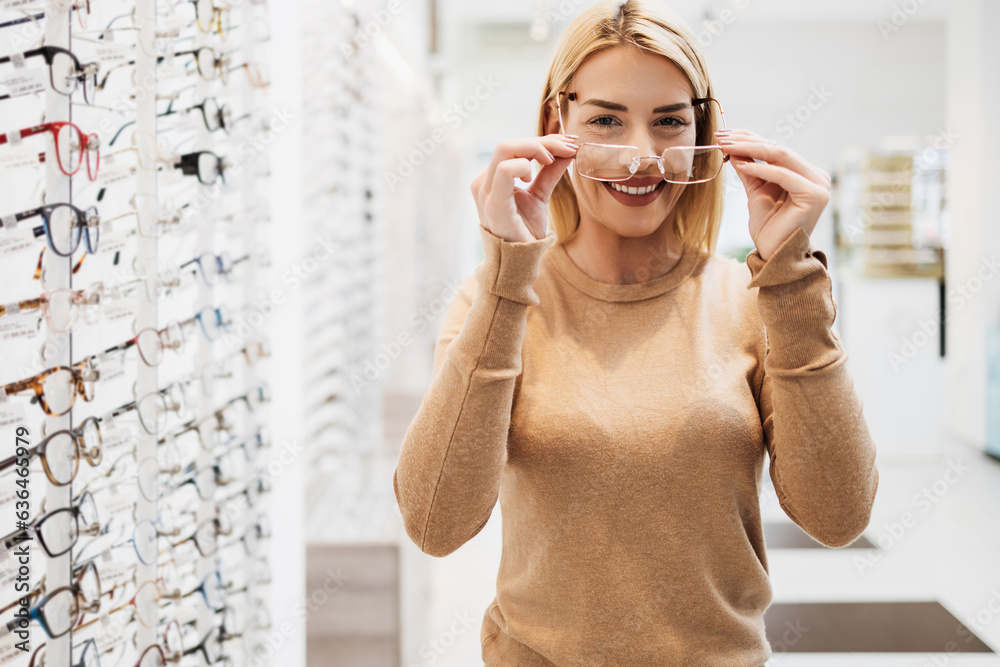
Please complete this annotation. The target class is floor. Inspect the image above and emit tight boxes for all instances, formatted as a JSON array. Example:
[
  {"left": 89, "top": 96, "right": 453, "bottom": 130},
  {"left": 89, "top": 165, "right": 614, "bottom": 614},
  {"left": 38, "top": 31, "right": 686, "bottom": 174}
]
[{"left": 412, "top": 434, "right": 1000, "bottom": 666}]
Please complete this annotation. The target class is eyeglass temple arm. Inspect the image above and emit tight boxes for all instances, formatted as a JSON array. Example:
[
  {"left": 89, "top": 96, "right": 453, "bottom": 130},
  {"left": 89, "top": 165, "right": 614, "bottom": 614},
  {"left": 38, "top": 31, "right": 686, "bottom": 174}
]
[{"left": 692, "top": 97, "right": 727, "bottom": 131}]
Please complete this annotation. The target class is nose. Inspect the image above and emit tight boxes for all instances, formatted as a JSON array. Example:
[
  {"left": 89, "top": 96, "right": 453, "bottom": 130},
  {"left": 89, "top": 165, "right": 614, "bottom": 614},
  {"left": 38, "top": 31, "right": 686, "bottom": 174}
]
[{"left": 622, "top": 127, "right": 660, "bottom": 157}]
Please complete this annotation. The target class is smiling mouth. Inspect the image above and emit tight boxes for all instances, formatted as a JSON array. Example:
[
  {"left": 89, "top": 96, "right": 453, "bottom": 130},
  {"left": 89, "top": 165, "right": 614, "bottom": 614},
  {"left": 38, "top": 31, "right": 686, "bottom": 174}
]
[{"left": 606, "top": 179, "right": 664, "bottom": 195}]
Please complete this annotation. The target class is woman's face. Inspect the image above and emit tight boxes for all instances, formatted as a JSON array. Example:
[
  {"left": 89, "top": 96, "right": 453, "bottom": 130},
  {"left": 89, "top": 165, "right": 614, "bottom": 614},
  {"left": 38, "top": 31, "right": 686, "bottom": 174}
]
[{"left": 550, "top": 45, "right": 699, "bottom": 239}]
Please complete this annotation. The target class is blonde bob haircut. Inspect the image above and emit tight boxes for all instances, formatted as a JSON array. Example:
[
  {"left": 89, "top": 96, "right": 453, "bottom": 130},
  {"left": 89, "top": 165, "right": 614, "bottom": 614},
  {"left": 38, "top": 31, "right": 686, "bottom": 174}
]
[{"left": 539, "top": 0, "right": 726, "bottom": 255}]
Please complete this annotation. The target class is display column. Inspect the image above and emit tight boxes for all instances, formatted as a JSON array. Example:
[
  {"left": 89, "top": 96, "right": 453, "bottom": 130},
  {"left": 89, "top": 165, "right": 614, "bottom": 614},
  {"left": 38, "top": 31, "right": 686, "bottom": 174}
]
[
  {"left": 42, "top": 5, "right": 71, "bottom": 665},
  {"left": 133, "top": 0, "right": 159, "bottom": 656}
]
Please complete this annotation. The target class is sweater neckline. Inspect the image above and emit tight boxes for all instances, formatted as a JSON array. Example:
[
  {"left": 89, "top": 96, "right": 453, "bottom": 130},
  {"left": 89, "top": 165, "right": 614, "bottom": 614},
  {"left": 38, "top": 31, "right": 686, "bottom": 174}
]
[{"left": 548, "top": 237, "right": 705, "bottom": 302}]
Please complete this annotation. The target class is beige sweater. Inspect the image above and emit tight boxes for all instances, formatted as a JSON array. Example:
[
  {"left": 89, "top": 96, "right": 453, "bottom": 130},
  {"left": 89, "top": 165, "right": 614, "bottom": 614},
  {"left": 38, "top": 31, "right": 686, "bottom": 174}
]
[{"left": 393, "top": 222, "right": 879, "bottom": 666}]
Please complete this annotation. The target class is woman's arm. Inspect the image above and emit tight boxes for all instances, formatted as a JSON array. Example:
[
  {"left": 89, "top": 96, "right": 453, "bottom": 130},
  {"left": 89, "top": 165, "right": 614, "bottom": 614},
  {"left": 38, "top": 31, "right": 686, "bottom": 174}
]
[
  {"left": 746, "top": 226, "right": 879, "bottom": 548},
  {"left": 393, "top": 224, "right": 557, "bottom": 557}
]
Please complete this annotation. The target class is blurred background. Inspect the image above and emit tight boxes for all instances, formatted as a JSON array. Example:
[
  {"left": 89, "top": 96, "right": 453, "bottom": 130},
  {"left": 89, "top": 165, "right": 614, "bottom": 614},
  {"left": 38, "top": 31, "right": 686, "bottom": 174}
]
[
  {"left": 1, "top": 0, "right": 998, "bottom": 665},
  {"left": 282, "top": 0, "right": 1000, "bottom": 665}
]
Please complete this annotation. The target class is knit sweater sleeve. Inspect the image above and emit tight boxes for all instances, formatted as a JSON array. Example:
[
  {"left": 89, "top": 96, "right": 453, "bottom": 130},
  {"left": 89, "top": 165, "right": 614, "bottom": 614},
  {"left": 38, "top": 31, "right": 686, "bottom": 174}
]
[
  {"left": 745, "top": 225, "right": 879, "bottom": 548},
  {"left": 393, "top": 224, "right": 557, "bottom": 557}
]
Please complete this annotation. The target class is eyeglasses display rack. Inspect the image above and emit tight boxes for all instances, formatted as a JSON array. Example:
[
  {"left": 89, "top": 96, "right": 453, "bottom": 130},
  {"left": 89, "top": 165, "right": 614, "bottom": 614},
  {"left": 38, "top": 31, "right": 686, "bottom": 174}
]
[{"left": 0, "top": 1, "right": 275, "bottom": 665}]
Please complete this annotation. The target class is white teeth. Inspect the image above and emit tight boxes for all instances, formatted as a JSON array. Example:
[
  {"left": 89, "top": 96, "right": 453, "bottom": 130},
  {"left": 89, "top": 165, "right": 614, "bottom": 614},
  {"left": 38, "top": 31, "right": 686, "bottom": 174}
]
[{"left": 610, "top": 182, "right": 656, "bottom": 195}]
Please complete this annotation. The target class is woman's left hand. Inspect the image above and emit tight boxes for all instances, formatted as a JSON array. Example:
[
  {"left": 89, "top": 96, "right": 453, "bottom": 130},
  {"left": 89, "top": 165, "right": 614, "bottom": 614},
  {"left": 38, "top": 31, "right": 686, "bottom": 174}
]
[{"left": 716, "top": 129, "right": 832, "bottom": 262}]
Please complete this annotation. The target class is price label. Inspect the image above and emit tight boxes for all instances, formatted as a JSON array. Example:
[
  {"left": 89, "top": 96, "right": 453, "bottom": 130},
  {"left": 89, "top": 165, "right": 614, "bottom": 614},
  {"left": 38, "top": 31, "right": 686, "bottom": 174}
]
[
  {"left": 95, "top": 557, "right": 130, "bottom": 586},
  {"left": 98, "top": 230, "right": 131, "bottom": 256},
  {"left": 97, "top": 161, "right": 131, "bottom": 187},
  {"left": 0, "top": 146, "right": 38, "bottom": 171},
  {"left": 0, "top": 314, "right": 40, "bottom": 341},
  {"left": 0, "top": 631, "right": 25, "bottom": 665},
  {"left": 95, "top": 43, "right": 133, "bottom": 65},
  {"left": 0, "top": 68, "right": 47, "bottom": 96},
  {"left": 157, "top": 165, "right": 184, "bottom": 186},
  {"left": 0, "top": 227, "right": 35, "bottom": 258},
  {"left": 104, "top": 296, "right": 136, "bottom": 322},
  {"left": 101, "top": 492, "right": 134, "bottom": 518},
  {"left": 98, "top": 355, "right": 125, "bottom": 382},
  {"left": 0, "top": 0, "right": 36, "bottom": 11},
  {"left": 100, "top": 427, "right": 136, "bottom": 451}
]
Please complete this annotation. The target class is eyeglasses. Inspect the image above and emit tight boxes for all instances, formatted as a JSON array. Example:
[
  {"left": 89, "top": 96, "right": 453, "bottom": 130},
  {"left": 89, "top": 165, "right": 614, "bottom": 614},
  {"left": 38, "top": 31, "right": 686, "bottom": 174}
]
[
  {"left": 1, "top": 561, "right": 101, "bottom": 639},
  {"left": 0, "top": 122, "right": 101, "bottom": 180},
  {"left": 177, "top": 150, "right": 227, "bottom": 185},
  {"left": 179, "top": 46, "right": 233, "bottom": 83},
  {"left": 0, "top": 46, "right": 100, "bottom": 103},
  {"left": 190, "top": 0, "right": 232, "bottom": 37},
  {"left": 102, "top": 386, "right": 183, "bottom": 436},
  {"left": 28, "top": 636, "right": 102, "bottom": 667},
  {"left": 0, "top": 358, "right": 98, "bottom": 417},
  {"left": 0, "top": 280, "right": 103, "bottom": 333},
  {"left": 1, "top": 202, "right": 100, "bottom": 258},
  {"left": 232, "top": 61, "right": 269, "bottom": 89},
  {"left": 101, "top": 320, "right": 184, "bottom": 367},
  {"left": 167, "top": 517, "right": 225, "bottom": 558},
  {"left": 1, "top": 490, "right": 100, "bottom": 559},
  {"left": 73, "top": 578, "right": 161, "bottom": 631},
  {"left": 554, "top": 91, "right": 729, "bottom": 184},
  {"left": 180, "top": 252, "right": 238, "bottom": 286},
  {"left": 97, "top": 46, "right": 234, "bottom": 91},
  {"left": 176, "top": 570, "right": 226, "bottom": 611},
  {"left": 0, "top": 416, "right": 103, "bottom": 486},
  {"left": 107, "top": 96, "right": 235, "bottom": 150}
]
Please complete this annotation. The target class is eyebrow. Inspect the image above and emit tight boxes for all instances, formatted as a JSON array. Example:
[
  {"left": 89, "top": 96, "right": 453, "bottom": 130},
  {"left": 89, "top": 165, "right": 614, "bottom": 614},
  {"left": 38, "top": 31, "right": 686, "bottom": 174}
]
[{"left": 579, "top": 99, "right": 692, "bottom": 113}]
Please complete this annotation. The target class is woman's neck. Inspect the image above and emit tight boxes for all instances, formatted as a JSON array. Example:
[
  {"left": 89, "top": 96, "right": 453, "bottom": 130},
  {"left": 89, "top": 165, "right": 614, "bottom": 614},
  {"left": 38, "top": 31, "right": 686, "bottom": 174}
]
[{"left": 562, "top": 219, "right": 683, "bottom": 286}]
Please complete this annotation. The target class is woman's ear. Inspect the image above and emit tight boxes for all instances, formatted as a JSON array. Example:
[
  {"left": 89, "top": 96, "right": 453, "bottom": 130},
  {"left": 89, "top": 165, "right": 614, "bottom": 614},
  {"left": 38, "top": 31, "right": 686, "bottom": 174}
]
[{"left": 543, "top": 99, "right": 562, "bottom": 136}]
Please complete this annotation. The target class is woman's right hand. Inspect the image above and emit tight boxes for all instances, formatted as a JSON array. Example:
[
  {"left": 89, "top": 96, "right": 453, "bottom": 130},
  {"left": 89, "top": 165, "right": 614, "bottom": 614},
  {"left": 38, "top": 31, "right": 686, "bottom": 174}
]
[{"left": 470, "top": 133, "right": 579, "bottom": 243}]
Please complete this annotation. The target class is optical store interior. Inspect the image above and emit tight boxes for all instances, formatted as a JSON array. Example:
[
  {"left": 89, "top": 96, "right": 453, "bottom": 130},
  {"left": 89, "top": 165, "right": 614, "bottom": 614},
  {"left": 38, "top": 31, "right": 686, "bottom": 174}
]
[{"left": 1, "top": 0, "right": 999, "bottom": 665}]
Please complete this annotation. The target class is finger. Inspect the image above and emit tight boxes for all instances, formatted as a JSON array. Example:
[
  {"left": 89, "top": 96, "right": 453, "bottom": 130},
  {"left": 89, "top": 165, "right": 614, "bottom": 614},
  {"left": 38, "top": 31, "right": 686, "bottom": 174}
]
[
  {"left": 470, "top": 168, "right": 487, "bottom": 225},
  {"left": 728, "top": 154, "right": 760, "bottom": 191},
  {"left": 484, "top": 136, "right": 578, "bottom": 197},
  {"left": 733, "top": 159, "right": 829, "bottom": 203},
  {"left": 487, "top": 157, "right": 534, "bottom": 209},
  {"left": 718, "top": 132, "right": 829, "bottom": 188},
  {"left": 527, "top": 156, "right": 573, "bottom": 202}
]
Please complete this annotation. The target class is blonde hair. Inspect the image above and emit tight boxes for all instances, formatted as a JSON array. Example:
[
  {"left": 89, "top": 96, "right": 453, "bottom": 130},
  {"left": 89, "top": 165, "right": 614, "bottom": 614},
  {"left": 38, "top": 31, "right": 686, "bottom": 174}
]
[{"left": 538, "top": 0, "right": 726, "bottom": 255}]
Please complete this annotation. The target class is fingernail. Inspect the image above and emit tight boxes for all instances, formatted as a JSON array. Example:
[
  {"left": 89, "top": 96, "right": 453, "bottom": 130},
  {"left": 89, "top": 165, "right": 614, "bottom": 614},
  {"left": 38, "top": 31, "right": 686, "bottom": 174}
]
[
  {"left": 566, "top": 143, "right": 579, "bottom": 150},
  {"left": 717, "top": 139, "right": 733, "bottom": 145},
  {"left": 547, "top": 152, "right": 555, "bottom": 160},
  {"left": 564, "top": 133, "right": 580, "bottom": 139}
]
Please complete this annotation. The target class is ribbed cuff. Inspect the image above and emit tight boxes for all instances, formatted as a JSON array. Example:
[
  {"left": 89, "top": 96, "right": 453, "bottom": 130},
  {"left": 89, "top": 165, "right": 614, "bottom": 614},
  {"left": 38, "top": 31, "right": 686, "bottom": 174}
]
[
  {"left": 475, "top": 224, "right": 558, "bottom": 306},
  {"left": 745, "top": 226, "right": 841, "bottom": 370},
  {"left": 745, "top": 226, "right": 826, "bottom": 289}
]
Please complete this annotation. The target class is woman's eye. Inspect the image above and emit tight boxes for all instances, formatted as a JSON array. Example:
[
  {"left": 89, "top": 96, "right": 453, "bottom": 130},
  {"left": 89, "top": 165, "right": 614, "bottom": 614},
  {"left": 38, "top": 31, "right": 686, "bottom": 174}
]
[
  {"left": 588, "top": 116, "right": 619, "bottom": 127},
  {"left": 657, "top": 117, "right": 687, "bottom": 127}
]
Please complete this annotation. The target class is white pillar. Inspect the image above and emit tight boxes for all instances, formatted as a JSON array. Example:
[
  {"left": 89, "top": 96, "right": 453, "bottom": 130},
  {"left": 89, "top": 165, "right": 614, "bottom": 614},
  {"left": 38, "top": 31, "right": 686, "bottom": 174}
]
[{"left": 945, "top": 0, "right": 1000, "bottom": 449}]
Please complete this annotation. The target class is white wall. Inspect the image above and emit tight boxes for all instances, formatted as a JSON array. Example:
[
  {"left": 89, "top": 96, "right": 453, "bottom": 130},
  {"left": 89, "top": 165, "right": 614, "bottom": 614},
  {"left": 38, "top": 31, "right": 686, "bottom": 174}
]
[{"left": 945, "top": 0, "right": 1000, "bottom": 451}]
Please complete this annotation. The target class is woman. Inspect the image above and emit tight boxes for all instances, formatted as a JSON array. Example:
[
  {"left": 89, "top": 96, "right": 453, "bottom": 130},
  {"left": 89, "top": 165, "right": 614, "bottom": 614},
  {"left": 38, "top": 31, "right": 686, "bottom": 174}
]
[{"left": 393, "top": 1, "right": 879, "bottom": 664}]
